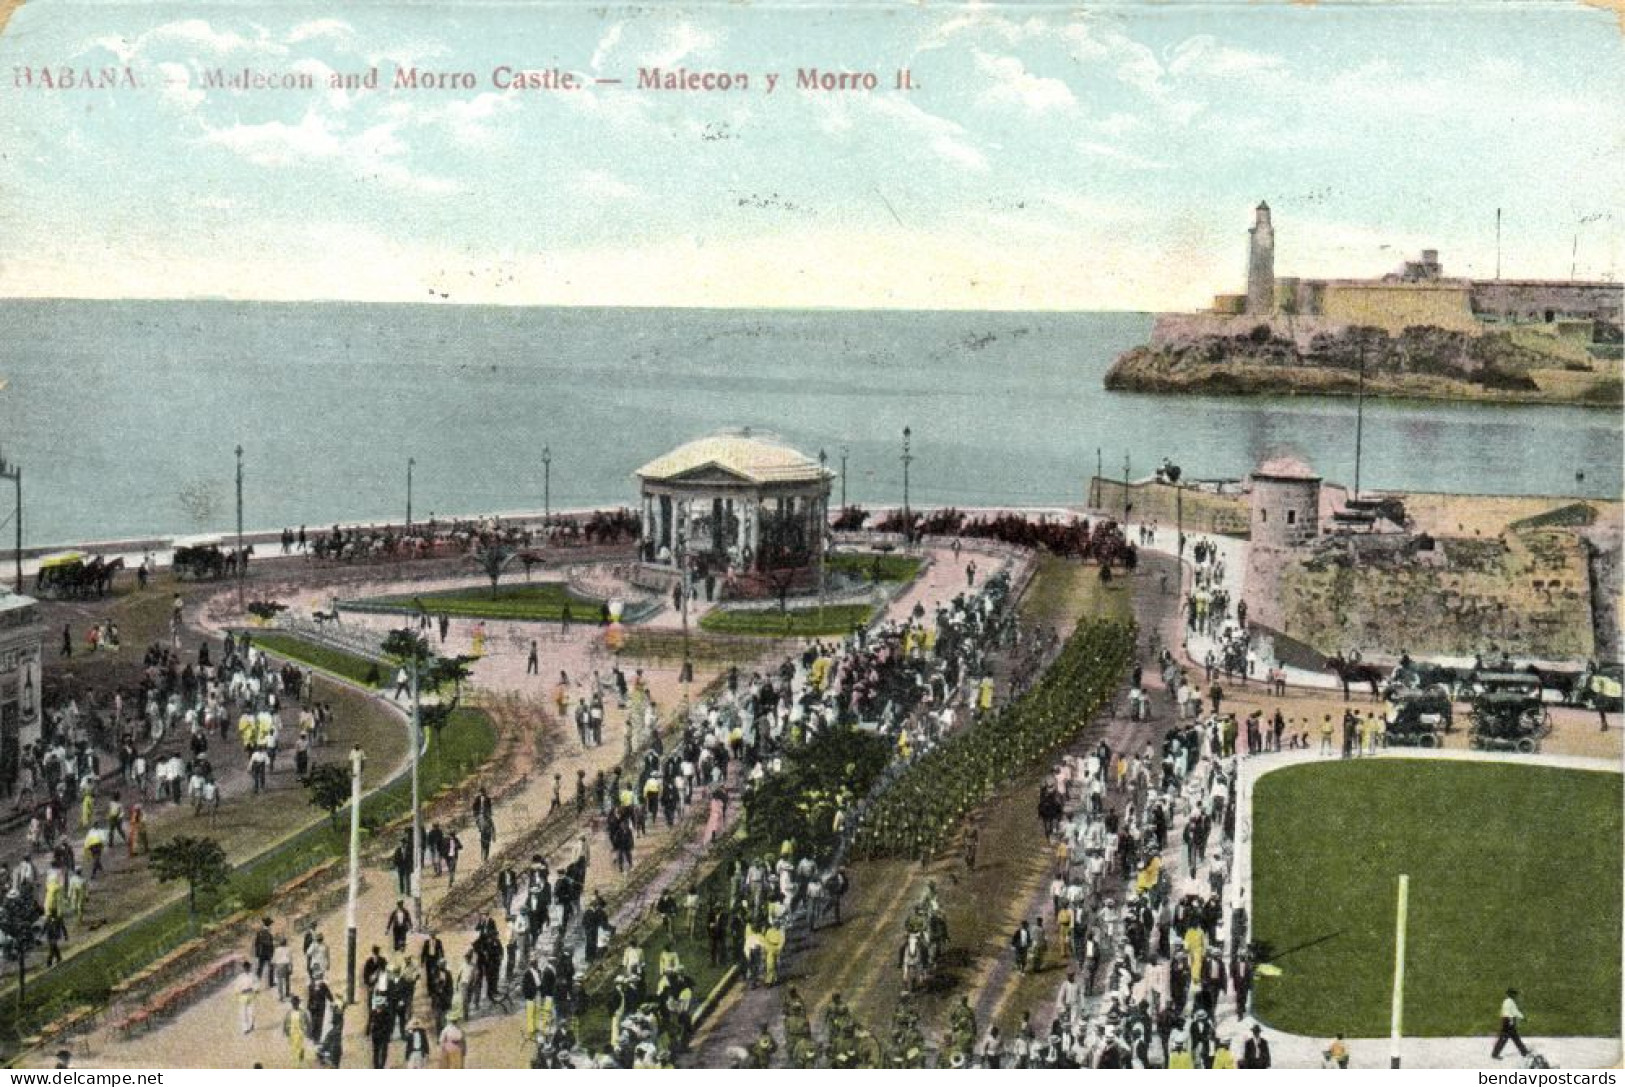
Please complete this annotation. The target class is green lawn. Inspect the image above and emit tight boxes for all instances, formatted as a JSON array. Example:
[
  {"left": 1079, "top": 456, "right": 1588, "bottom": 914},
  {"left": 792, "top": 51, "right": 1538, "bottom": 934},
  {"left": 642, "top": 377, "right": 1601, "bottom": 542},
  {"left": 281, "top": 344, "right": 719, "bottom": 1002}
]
[
  {"left": 699, "top": 603, "right": 875, "bottom": 638},
  {"left": 353, "top": 582, "right": 605, "bottom": 622},
  {"left": 826, "top": 551, "right": 924, "bottom": 584},
  {"left": 1252, "top": 761, "right": 1622, "bottom": 1037},
  {"left": 251, "top": 632, "right": 385, "bottom": 688}
]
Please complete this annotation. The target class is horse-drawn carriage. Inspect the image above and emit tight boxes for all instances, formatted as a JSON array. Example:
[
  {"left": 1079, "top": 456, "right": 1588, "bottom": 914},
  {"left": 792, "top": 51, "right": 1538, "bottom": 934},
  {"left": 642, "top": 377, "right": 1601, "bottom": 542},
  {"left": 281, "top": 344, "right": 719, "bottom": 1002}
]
[
  {"left": 172, "top": 536, "right": 253, "bottom": 580},
  {"left": 33, "top": 551, "right": 123, "bottom": 598},
  {"left": 34, "top": 552, "right": 85, "bottom": 597},
  {"left": 1468, "top": 690, "right": 1552, "bottom": 753},
  {"left": 1383, "top": 687, "right": 1453, "bottom": 746},
  {"left": 1572, "top": 662, "right": 1623, "bottom": 713}
]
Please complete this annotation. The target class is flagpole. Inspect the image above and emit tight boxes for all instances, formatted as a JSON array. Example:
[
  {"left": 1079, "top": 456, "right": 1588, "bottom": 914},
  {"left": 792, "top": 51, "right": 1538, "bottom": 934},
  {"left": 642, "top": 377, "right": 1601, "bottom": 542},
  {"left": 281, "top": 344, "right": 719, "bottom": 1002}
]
[{"left": 1390, "top": 873, "right": 1409, "bottom": 1068}]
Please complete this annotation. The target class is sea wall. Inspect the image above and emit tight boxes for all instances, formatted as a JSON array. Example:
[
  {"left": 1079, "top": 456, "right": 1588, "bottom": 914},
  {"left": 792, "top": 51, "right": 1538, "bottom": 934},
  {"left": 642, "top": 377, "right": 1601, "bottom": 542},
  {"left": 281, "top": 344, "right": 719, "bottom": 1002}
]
[
  {"left": 1266, "top": 529, "right": 1595, "bottom": 660},
  {"left": 1087, "top": 477, "right": 1251, "bottom": 538}
]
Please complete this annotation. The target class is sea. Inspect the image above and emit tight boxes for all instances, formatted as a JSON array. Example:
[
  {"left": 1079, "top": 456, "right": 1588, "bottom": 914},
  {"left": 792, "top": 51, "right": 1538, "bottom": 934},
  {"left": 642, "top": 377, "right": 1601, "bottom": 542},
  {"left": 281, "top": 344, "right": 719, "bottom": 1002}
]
[{"left": 0, "top": 299, "right": 1619, "bottom": 547}]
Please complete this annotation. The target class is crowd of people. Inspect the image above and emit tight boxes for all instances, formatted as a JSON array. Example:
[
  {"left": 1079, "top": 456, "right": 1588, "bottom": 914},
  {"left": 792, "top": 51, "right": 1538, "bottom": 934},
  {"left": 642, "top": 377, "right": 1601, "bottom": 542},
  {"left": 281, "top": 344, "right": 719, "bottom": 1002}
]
[
  {"left": 1, "top": 626, "right": 331, "bottom": 986},
  {"left": 393, "top": 560, "right": 1020, "bottom": 1068}
]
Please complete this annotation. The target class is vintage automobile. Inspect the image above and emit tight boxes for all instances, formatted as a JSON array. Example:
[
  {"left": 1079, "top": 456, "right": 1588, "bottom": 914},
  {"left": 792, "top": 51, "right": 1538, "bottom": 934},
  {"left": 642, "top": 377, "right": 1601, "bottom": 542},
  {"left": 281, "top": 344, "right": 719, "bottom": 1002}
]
[
  {"left": 1468, "top": 690, "right": 1552, "bottom": 753},
  {"left": 1466, "top": 670, "right": 1545, "bottom": 701},
  {"left": 1383, "top": 687, "right": 1453, "bottom": 747}
]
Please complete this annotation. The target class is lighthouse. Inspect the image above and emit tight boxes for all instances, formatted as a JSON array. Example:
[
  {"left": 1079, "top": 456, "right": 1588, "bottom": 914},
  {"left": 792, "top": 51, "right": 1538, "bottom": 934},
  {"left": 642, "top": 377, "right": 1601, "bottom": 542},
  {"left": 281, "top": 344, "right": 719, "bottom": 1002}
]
[{"left": 1246, "top": 201, "right": 1275, "bottom": 315}]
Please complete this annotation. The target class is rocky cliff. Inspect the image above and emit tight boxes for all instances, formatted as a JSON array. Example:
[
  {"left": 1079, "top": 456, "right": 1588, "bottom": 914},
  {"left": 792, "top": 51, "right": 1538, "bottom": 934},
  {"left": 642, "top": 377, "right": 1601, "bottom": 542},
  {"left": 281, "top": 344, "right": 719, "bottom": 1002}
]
[{"left": 1106, "top": 321, "right": 1622, "bottom": 406}]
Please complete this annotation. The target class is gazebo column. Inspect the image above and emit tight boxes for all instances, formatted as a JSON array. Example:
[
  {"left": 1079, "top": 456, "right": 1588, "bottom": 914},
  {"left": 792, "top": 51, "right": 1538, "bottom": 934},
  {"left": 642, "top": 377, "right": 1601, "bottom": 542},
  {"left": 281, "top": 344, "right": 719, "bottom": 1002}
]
[{"left": 747, "top": 499, "right": 761, "bottom": 569}]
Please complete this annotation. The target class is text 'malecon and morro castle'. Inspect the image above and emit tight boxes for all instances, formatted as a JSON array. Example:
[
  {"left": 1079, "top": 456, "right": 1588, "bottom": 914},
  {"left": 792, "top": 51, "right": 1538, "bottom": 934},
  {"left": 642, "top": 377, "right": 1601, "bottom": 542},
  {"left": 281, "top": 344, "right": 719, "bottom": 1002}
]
[{"left": 1107, "top": 202, "right": 1623, "bottom": 405}]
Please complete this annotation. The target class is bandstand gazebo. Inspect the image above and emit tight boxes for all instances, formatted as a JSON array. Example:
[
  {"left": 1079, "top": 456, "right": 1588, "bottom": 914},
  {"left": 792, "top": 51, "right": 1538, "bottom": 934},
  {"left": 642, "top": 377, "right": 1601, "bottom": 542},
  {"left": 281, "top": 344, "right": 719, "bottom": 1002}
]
[{"left": 634, "top": 430, "right": 832, "bottom": 574}]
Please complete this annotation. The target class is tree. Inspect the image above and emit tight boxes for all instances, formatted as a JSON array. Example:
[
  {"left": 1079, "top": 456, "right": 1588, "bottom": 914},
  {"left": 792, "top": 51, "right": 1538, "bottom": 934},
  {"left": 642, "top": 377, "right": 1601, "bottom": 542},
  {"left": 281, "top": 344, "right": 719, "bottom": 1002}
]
[
  {"left": 473, "top": 544, "right": 517, "bottom": 598},
  {"left": 149, "top": 835, "right": 232, "bottom": 918},
  {"left": 428, "top": 655, "right": 477, "bottom": 699},
  {"left": 382, "top": 628, "right": 433, "bottom": 668},
  {"left": 516, "top": 549, "right": 545, "bottom": 582},
  {"left": 306, "top": 763, "right": 353, "bottom": 829},
  {"left": 0, "top": 892, "right": 42, "bottom": 1010},
  {"left": 419, "top": 697, "right": 461, "bottom": 761}
]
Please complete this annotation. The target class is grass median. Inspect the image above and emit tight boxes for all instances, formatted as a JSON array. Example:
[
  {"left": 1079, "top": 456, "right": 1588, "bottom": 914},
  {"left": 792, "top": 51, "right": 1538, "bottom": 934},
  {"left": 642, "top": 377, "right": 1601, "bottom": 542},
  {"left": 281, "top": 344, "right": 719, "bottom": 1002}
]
[
  {"left": 699, "top": 603, "right": 875, "bottom": 638},
  {"left": 352, "top": 583, "right": 607, "bottom": 623},
  {"left": 250, "top": 632, "right": 384, "bottom": 688}
]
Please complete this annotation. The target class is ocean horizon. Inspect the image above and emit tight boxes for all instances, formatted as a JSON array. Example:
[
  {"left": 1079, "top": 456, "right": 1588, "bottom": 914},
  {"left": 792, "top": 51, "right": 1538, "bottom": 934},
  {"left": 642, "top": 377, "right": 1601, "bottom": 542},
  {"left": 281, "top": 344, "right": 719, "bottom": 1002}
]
[{"left": 1, "top": 298, "right": 1618, "bottom": 547}]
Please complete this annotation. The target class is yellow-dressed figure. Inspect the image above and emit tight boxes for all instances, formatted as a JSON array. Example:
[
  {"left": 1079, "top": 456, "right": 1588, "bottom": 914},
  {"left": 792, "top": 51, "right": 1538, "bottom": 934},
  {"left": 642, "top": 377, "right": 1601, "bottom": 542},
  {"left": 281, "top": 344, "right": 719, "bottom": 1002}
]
[
  {"left": 762, "top": 924, "right": 785, "bottom": 985},
  {"left": 1135, "top": 856, "right": 1162, "bottom": 896},
  {"left": 1183, "top": 926, "right": 1206, "bottom": 985}
]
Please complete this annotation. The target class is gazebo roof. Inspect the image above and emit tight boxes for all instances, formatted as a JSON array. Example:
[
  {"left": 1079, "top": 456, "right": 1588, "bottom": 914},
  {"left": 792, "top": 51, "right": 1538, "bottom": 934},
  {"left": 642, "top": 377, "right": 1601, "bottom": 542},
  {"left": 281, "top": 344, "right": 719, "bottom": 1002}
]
[{"left": 636, "top": 430, "right": 829, "bottom": 486}]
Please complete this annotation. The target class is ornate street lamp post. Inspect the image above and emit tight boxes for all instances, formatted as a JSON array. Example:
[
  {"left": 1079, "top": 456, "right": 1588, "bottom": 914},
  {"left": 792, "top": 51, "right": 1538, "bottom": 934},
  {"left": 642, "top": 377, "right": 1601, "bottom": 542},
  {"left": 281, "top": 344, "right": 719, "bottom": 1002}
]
[{"left": 901, "top": 427, "right": 913, "bottom": 547}]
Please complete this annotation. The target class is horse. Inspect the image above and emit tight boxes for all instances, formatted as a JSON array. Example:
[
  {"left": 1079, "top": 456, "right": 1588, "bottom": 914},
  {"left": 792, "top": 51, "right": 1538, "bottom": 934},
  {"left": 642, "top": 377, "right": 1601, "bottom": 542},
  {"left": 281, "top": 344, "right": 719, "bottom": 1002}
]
[
  {"left": 222, "top": 545, "right": 255, "bottom": 578},
  {"left": 1325, "top": 652, "right": 1383, "bottom": 701},
  {"left": 91, "top": 557, "right": 124, "bottom": 597},
  {"left": 312, "top": 608, "right": 341, "bottom": 627},
  {"left": 899, "top": 930, "right": 928, "bottom": 993}
]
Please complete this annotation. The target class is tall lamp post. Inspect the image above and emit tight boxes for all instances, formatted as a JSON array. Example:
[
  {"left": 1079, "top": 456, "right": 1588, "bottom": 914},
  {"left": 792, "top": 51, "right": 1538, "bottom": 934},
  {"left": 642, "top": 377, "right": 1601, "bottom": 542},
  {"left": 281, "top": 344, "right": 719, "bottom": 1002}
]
[
  {"left": 406, "top": 457, "right": 415, "bottom": 531},
  {"left": 408, "top": 639, "right": 424, "bottom": 926},
  {"left": 818, "top": 449, "right": 828, "bottom": 620},
  {"left": 901, "top": 426, "right": 913, "bottom": 547},
  {"left": 1176, "top": 477, "right": 1185, "bottom": 559},
  {"left": 1121, "top": 452, "right": 1131, "bottom": 523},
  {"left": 0, "top": 451, "right": 20, "bottom": 594},
  {"left": 344, "top": 744, "right": 365, "bottom": 1003},
  {"left": 234, "top": 445, "right": 244, "bottom": 611},
  {"left": 1353, "top": 342, "right": 1368, "bottom": 500},
  {"left": 839, "top": 445, "right": 848, "bottom": 513},
  {"left": 542, "top": 445, "right": 552, "bottom": 526}
]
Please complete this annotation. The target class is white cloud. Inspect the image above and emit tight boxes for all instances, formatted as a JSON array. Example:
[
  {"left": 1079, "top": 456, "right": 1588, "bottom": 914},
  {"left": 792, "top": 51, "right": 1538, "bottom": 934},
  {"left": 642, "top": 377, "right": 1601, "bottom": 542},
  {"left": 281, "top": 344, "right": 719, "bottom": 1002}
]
[
  {"left": 917, "top": 4, "right": 1052, "bottom": 54},
  {"left": 288, "top": 19, "right": 353, "bottom": 45},
  {"left": 148, "top": 19, "right": 282, "bottom": 57},
  {"left": 431, "top": 92, "right": 520, "bottom": 146},
  {"left": 199, "top": 110, "right": 457, "bottom": 194},
  {"left": 868, "top": 96, "right": 988, "bottom": 172},
  {"left": 591, "top": 24, "right": 623, "bottom": 71},
  {"left": 155, "top": 61, "right": 204, "bottom": 111},
  {"left": 1078, "top": 140, "right": 1171, "bottom": 171},
  {"left": 1167, "top": 36, "right": 1288, "bottom": 82},
  {"left": 640, "top": 23, "right": 719, "bottom": 69},
  {"left": 974, "top": 51, "right": 1076, "bottom": 113}
]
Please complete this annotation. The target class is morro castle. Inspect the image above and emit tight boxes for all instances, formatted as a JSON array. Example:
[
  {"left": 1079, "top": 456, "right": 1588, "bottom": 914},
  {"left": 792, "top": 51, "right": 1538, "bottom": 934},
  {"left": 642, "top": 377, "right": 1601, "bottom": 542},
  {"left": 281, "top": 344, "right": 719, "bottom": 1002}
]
[{"left": 1198, "top": 201, "right": 1621, "bottom": 349}]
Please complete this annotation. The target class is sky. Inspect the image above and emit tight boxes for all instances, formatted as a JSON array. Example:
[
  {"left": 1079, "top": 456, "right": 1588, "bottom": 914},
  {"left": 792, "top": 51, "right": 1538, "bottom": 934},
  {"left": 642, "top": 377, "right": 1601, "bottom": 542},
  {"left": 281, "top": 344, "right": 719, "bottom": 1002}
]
[{"left": 0, "top": 0, "right": 1619, "bottom": 310}]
